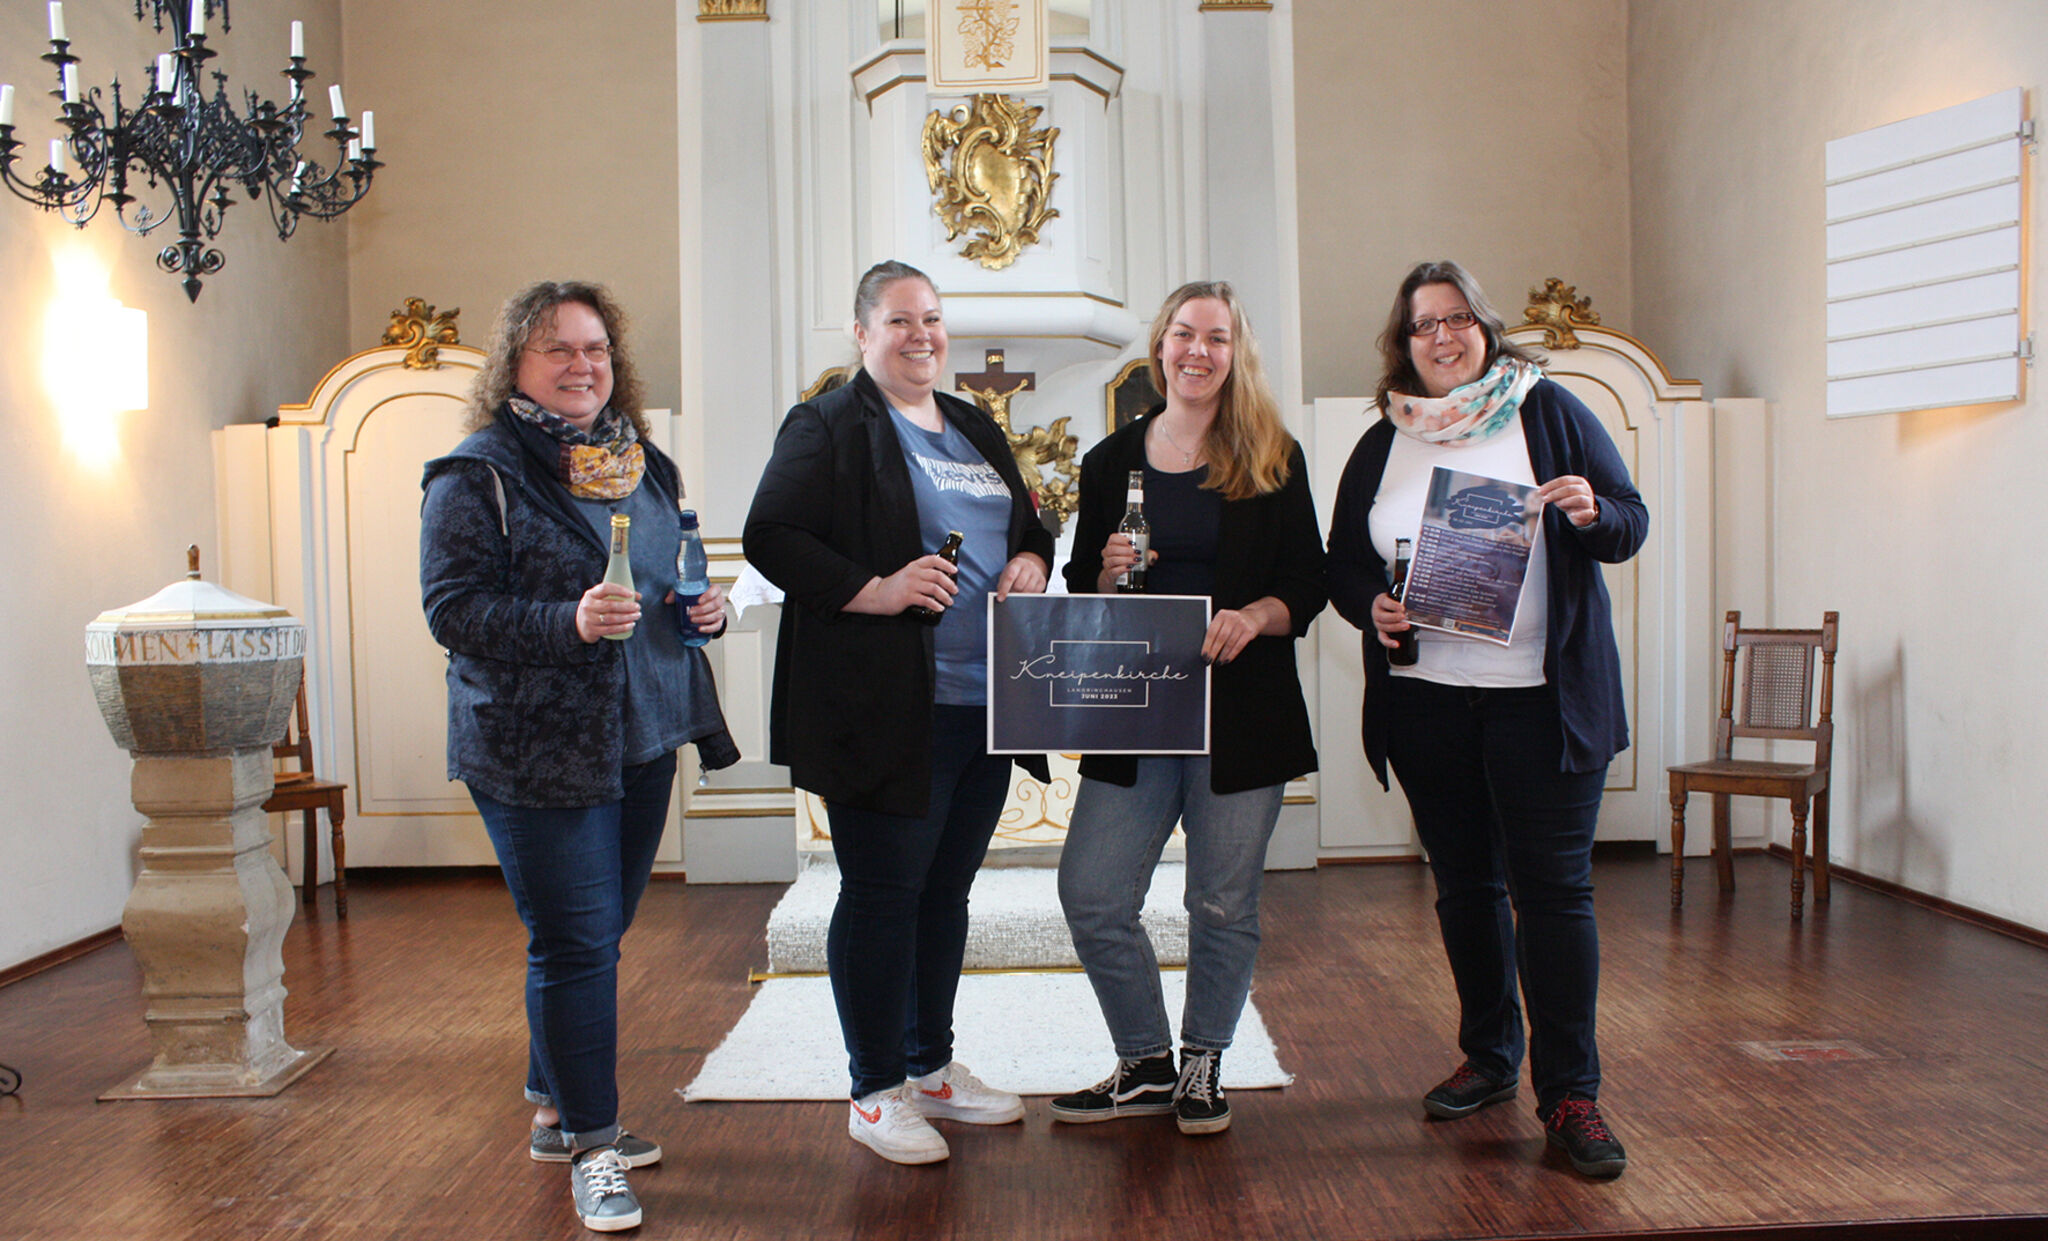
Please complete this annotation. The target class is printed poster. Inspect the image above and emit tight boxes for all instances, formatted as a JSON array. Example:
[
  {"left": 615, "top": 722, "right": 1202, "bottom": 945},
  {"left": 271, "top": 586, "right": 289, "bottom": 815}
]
[
  {"left": 987, "top": 594, "right": 1210, "bottom": 754},
  {"left": 1402, "top": 466, "right": 1542, "bottom": 646}
]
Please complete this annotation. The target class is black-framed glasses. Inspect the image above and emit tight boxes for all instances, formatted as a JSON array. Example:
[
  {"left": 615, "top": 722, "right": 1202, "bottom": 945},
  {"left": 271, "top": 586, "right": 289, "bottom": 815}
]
[
  {"left": 1407, "top": 310, "right": 1479, "bottom": 337},
  {"left": 527, "top": 343, "right": 614, "bottom": 364}
]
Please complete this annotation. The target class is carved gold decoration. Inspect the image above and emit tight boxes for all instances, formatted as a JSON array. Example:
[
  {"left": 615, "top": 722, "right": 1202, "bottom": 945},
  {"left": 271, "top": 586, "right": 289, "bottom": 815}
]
[
  {"left": 800, "top": 366, "right": 853, "bottom": 402},
  {"left": 921, "top": 94, "right": 1060, "bottom": 272},
  {"left": 1523, "top": 278, "right": 1601, "bottom": 350},
  {"left": 1198, "top": 0, "right": 1273, "bottom": 9},
  {"left": 955, "top": 0, "right": 1023, "bottom": 70},
  {"left": 984, "top": 390, "right": 1080, "bottom": 531},
  {"left": 381, "top": 298, "right": 461, "bottom": 370},
  {"left": 696, "top": 0, "right": 766, "bottom": 19}
]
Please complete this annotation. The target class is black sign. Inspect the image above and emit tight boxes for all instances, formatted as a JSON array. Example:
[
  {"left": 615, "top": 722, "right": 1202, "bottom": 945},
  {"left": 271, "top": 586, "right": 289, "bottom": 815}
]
[{"left": 986, "top": 594, "right": 1211, "bottom": 754}]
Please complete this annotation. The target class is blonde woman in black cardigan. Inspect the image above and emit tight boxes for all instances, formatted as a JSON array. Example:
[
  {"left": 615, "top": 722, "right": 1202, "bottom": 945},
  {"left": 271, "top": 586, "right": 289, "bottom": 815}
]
[{"left": 1052, "top": 281, "right": 1325, "bottom": 1137}]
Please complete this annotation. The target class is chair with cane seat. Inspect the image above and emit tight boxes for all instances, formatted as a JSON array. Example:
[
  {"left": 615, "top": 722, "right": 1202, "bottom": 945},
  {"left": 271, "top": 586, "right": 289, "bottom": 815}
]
[
  {"left": 1667, "top": 610, "right": 1839, "bottom": 920},
  {"left": 264, "top": 684, "right": 350, "bottom": 918}
]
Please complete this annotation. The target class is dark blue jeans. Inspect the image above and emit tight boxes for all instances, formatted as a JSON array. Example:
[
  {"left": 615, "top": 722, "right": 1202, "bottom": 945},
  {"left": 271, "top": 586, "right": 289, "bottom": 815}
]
[
  {"left": 825, "top": 704, "right": 1010, "bottom": 1100},
  {"left": 1384, "top": 679, "right": 1605, "bottom": 1111},
  {"left": 472, "top": 751, "right": 677, "bottom": 1151}
]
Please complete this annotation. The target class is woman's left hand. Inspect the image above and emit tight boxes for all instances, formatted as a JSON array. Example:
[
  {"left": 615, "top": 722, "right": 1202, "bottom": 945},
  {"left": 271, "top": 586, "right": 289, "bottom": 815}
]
[
  {"left": 994, "top": 552, "right": 1049, "bottom": 601},
  {"left": 663, "top": 582, "right": 730, "bottom": 637},
  {"left": 1202, "top": 598, "right": 1289, "bottom": 665},
  {"left": 1536, "top": 474, "right": 1601, "bottom": 528}
]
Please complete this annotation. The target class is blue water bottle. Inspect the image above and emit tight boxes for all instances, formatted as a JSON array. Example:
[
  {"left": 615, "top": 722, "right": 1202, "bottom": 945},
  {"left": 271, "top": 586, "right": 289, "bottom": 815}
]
[{"left": 676, "top": 508, "right": 711, "bottom": 648}]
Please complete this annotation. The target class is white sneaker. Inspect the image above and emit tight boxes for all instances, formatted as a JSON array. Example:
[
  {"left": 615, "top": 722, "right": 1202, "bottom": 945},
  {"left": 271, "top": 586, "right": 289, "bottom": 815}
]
[
  {"left": 910, "top": 1061, "right": 1025, "bottom": 1125},
  {"left": 849, "top": 1083, "right": 950, "bottom": 1164}
]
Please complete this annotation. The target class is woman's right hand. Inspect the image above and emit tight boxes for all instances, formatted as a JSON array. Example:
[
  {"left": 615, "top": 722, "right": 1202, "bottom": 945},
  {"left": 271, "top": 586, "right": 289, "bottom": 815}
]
[
  {"left": 1095, "top": 533, "right": 1157, "bottom": 593},
  {"left": 576, "top": 581, "right": 642, "bottom": 643},
  {"left": 1370, "top": 591, "right": 1411, "bottom": 651},
  {"left": 848, "top": 553, "right": 959, "bottom": 616}
]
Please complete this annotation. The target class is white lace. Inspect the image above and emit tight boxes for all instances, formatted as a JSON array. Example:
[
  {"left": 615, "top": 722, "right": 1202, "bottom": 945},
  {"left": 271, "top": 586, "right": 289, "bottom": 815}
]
[
  {"left": 576, "top": 1148, "right": 632, "bottom": 1198},
  {"left": 1177, "top": 1051, "right": 1219, "bottom": 1103}
]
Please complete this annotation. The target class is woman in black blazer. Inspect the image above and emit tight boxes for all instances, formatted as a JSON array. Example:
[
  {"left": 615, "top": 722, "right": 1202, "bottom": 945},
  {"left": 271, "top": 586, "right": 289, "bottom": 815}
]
[
  {"left": 743, "top": 261, "right": 1054, "bottom": 1166},
  {"left": 1052, "top": 281, "right": 1326, "bottom": 1137}
]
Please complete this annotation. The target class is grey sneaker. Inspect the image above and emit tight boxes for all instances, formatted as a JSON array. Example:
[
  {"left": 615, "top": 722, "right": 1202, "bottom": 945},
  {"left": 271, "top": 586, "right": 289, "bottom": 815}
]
[
  {"left": 532, "top": 1125, "right": 662, "bottom": 1167},
  {"left": 570, "top": 1147, "right": 642, "bottom": 1232}
]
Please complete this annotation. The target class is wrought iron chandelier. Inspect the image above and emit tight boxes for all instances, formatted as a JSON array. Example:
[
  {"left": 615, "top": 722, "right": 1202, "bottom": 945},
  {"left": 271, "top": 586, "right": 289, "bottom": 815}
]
[{"left": 0, "top": 0, "right": 379, "bottom": 301}]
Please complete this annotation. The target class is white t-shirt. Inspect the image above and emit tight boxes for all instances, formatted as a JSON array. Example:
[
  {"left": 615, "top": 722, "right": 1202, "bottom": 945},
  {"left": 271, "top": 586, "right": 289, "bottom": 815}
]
[{"left": 1368, "top": 416, "right": 1550, "bottom": 687}]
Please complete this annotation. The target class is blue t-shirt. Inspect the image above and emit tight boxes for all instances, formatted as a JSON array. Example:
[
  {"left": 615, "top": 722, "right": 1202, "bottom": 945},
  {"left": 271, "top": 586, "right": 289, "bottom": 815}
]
[{"left": 889, "top": 408, "right": 1012, "bottom": 705}]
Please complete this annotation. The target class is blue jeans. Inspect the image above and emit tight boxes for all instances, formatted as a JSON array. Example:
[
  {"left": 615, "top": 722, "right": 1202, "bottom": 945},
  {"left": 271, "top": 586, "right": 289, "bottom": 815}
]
[
  {"left": 825, "top": 704, "right": 1010, "bottom": 1100},
  {"left": 472, "top": 751, "right": 676, "bottom": 1151},
  {"left": 1059, "top": 756, "right": 1285, "bottom": 1057},
  {"left": 1384, "top": 679, "right": 1605, "bottom": 1111}
]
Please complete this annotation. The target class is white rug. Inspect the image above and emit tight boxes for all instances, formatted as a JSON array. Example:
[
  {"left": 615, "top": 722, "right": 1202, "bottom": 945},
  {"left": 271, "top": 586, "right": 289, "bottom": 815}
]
[
  {"left": 764, "top": 860, "right": 1189, "bottom": 975},
  {"left": 682, "top": 971, "right": 1292, "bottom": 1100}
]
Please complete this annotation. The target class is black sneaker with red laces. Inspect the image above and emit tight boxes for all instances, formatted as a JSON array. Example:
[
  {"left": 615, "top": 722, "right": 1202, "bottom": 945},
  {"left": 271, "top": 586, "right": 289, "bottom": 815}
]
[
  {"left": 1542, "top": 1097, "right": 1628, "bottom": 1178},
  {"left": 1422, "top": 1062, "right": 1517, "bottom": 1119}
]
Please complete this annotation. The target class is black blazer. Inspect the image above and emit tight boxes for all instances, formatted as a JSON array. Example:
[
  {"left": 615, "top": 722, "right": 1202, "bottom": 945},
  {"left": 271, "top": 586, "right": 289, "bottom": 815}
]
[
  {"left": 1325, "top": 378, "right": 1648, "bottom": 786},
  {"left": 744, "top": 369, "right": 1055, "bottom": 817},
  {"left": 1063, "top": 413, "right": 1326, "bottom": 794}
]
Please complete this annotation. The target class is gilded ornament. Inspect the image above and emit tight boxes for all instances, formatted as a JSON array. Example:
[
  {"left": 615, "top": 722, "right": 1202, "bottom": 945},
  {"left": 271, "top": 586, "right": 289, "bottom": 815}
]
[
  {"left": 972, "top": 385, "right": 1080, "bottom": 531},
  {"left": 381, "top": 298, "right": 461, "bottom": 370},
  {"left": 955, "top": 0, "right": 1023, "bottom": 70},
  {"left": 1522, "top": 278, "right": 1601, "bottom": 350},
  {"left": 921, "top": 94, "right": 1060, "bottom": 272},
  {"left": 696, "top": 0, "right": 767, "bottom": 19}
]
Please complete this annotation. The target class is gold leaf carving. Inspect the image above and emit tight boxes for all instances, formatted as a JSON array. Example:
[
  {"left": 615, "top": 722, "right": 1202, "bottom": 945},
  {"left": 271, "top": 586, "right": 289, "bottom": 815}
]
[
  {"left": 921, "top": 94, "right": 1060, "bottom": 272},
  {"left": 956, "top": 0, "right": 1022, "bottom": 69},
  {"left": 697, "top": 0, "right": 766, "bottom": 19},
  {"left": 381, "top": 298, "right": 461, "bottom": 370},
  {"left": 1523, "top": 278, "right": 1600, "bottom": 350},
  {"left": 974, "top": 387, "right": 1080, "bottom": 531}
]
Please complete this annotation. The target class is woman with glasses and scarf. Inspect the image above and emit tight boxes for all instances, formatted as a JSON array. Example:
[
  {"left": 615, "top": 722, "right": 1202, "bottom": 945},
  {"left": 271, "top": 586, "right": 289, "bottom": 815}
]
[
  {"left": 421, "top": 280, "right": 735, "bottom": 1232},
  {"left": 1326, "top": 260, "right": 1646, "bottom": 1180}
]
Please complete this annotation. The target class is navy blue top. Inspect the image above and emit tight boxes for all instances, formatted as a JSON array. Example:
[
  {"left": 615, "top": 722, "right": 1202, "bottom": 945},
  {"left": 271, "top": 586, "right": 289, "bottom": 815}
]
[{"left": 1142, "top": 463, "right": 1222, "bottom": 599}]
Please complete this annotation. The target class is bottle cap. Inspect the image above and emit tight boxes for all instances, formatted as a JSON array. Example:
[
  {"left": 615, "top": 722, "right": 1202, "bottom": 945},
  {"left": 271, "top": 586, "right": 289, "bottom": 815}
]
[{"left": 610, "top": 513, "right": 630, "bottom": 529}]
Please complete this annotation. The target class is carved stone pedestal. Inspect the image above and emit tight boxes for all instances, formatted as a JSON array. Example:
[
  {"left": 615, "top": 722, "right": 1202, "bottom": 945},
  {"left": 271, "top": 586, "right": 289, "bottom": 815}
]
[{"left": 99, "top": 750, "right": 331, "bottom": 1100}]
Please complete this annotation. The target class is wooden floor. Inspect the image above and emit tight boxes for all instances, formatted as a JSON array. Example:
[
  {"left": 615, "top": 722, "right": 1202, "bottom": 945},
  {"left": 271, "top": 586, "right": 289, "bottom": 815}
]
[{"left": 4, "top": 853, "right": 2047, "bottom": 1241}]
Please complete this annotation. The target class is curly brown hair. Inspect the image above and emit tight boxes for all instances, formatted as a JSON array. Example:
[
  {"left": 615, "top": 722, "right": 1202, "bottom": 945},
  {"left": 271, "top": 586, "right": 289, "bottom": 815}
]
[
  {"left": 464, "top": 281, "right": 649, "bottom": 436},
  {"left": 1372, "top": 260, "right": 1543, "bottom": 415}
]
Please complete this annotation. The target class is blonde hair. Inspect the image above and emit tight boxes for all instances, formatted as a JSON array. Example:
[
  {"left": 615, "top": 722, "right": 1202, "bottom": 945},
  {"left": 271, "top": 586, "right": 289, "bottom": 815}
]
[
  {"left": 464, "top": 281, "right": 649, "bottom": 436},
  {"left": 1144, "top": 281, "right": 1293, "bottom": 500}
]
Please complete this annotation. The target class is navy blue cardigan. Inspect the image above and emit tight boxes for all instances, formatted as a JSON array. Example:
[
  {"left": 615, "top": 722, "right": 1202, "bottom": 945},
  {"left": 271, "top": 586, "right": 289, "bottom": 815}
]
[{"left": 1325, "top": 379, "right": 1647, "bottom": 786}]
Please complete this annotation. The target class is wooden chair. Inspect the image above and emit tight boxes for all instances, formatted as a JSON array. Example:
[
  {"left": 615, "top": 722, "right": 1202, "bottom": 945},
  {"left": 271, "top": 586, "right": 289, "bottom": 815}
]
[
  {"left": 1667, "top": 611, "right": 1839, "bottom": 920},
  {"left": 264, "top": 684, "right": 350, "bottom": 918}
]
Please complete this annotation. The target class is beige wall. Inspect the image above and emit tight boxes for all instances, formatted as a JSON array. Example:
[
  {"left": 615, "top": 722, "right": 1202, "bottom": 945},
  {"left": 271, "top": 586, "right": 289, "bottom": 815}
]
[
  {"left": 341, "top": 0, "right": 682, "bottom": 408},
  {"left": 1291, "top": 0, "right": 1633, "bottom": 400},
  {"left": 0, "top": 3, "right": 350, "bottom": 969},
  {"left": 1630, "top": 0, "right": 2048, "bottom": 930}
]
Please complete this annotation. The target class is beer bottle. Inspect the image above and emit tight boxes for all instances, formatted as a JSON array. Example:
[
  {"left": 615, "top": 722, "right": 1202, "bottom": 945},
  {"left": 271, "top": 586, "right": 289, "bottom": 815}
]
[
  {"left": 1388, "top": 537, "right": 1418, "bottom": 666},
  {"left": 1116, "top": 470, "right": 1149, "bottom": 593},
  {"left": 602, "top": 514, "right": 635, "bottom": 641},
  {"left": 908, "top": 530, "right": 964, "bottom": 627}
]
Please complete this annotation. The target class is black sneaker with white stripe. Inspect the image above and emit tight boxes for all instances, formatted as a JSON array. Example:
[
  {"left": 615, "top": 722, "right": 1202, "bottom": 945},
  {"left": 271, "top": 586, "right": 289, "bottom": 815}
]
[
  {"left": 1049, "top": 1053, "right": 1177, "bottom": 1123},
  {"left": 1174, "top": 1047, "right": 1230, "bottom": 1135}
]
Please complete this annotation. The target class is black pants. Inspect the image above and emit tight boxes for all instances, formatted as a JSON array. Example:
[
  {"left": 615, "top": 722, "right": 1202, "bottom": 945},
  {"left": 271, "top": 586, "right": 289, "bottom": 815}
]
[{"left": 1385, "top": 679, "right": 1605, "bottom": 1110}]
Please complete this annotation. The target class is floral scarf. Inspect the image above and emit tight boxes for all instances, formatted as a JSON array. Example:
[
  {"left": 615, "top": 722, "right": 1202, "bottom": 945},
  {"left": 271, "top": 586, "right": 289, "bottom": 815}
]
[
  {"left": 508, "top": 395, "right": 646, "bottom": 500},
  {"left": 1384, "top": 356, "right": 1542, "bottom": 446}
]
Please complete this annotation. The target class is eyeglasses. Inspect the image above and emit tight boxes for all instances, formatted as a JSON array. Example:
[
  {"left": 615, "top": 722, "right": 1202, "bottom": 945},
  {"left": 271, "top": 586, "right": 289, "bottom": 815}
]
[
  {"left": 527, "top": 343, "right": 614, "bottom": 364},
  {"left": 1407, "top": 310, "right": 1479, "bottom": 337}
]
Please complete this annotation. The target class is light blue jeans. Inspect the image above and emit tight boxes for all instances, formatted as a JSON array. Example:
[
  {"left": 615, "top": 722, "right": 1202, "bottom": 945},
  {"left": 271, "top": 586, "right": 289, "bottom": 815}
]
[{"left": 1058, "top": 756, "right": 1286, "bottom": 1057}]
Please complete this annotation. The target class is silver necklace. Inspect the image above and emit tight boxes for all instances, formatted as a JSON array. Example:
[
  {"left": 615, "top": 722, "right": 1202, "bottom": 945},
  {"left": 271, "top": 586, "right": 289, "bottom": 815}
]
[{"left": 1157, "top": 419, "right": 1200, "bottom": 467}]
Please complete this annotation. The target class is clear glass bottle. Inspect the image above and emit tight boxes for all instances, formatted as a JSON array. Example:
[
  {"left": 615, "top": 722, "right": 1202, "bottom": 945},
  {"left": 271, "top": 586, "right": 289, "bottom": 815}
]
[
  {"left": 1116, "top": 470, "right": 1149, "bottom": 593},
  {"left": 602, "top": 513, "right": 634, "bottom": 641},
  {"left": 675, "top": 508, "right": 710, "bottom": 648}
]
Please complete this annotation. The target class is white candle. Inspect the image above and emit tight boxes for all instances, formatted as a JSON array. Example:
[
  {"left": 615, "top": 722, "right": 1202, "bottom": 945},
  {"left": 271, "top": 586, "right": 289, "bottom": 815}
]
[
  {"left": 156, "top": 55, "right": 174, "bottom": 92},
  {"left": 328, "top": 84, "right": 345, "bottom": 120},
  {"left": 290, "top": 159, "right": 303, "bottom": 192},
  {"left": 360, "top": 110, "right": 375, "bottom": 150},
  {"left": 62, "top": 64, "right": 78, "bottom": 104},
  {"left": 347, "top": 138, "right": 361, "bottom": 162},
  {"left": 189, "top": 0, "right": 205, "bottom": 39},
  {"left": 50, "top": 139, "right": 66, "bottom": 178},
  {"left": 48, "top": 2, "right": 65, "bottom": 42},
  {"left": 0, "top": 85, "right": 14, "bottom": 128},
  {"left": 290, "top": 20, "right": 304, "bottom": 59}
]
